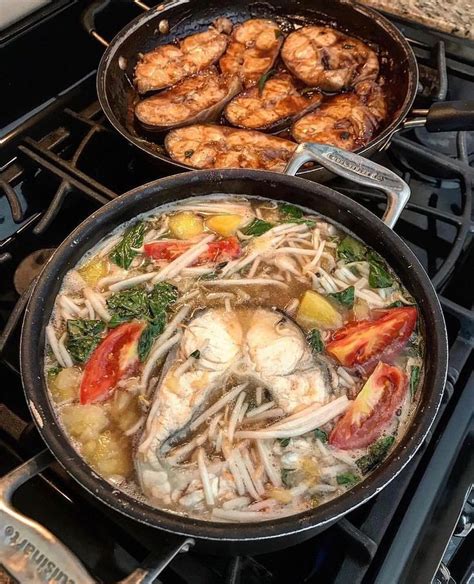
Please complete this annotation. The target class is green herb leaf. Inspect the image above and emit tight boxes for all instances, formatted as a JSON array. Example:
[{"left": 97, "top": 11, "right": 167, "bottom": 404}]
[
  {"left": 199, "top": 271, "right": 219, "bottom": 281},
  {"left": 281, "top": 468, "right": 295, "bottom": 487},
  {"left": 278, "top": 202, "right": 303, "bottom": 220},
  {"left": 242, "top": 218, "right": 273, "bottom": 236},
  {"left": 387, "top": 300, "right": 404, "bottom": 308},
  {"left": 110, "top": 222, "right": 146, "bottom": 269},
  {"left": 274, "top": 28, "right": 282, "bottom": 38},
  {"left": 336, "top": 236, "right": 367, "bottom": 262},
  {"left": 307, "top": 329, "right": 324, "bottom": 353},
  {"left": 149, "top": 282, "right": 178, "bottom": 317},
  {"left": 314, "top": 428, "right": 328, "bottom": 443},
  {"left": 328, "top": 286, "right": 355, "bottom": 308},
  {"left": 356, "top": 435, "right": 395, "bottom": 474},
  {"left": 184, "top": 150, "right": 194, "bottom": 159},
  {"left": 258, "top": 69, "right": 276, "bottom": 95},
  {"left": 298, "top": 219, "right": 317, "bottom": 228},
  {"left": 138, "top": 313, "right": 166, "bottom": 362},
  {"left": 107, "top": 288, "right": 149, "bottom": 325},
  {"left": 336, "top": 472, "right": 359, "bottom": 486},
  {"left": 66, "top": 319, "right": 106, "bottom": 363},
  {"left": 47, "top": 365, "right": 62, "bottom": 378},
  {"left": 278, "top": 437, "right": 291, "bottom": 448},
  {"left": 190, "top": 349, "right": 201, "bottom": 359},
  {"left": 410, "top": 365, "right": 421, "bottom": 397},
  {"left": 367, "top": 251, "right": 394, "bottom": 289}
]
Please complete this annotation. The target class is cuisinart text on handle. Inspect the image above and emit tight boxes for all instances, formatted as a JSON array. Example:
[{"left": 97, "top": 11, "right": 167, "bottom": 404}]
[
  {"left": 3, "top": 525, "right": 75, "bottom": 584},
  {"left": 327, "top": 152, "right": 385, "bottom": 182}
]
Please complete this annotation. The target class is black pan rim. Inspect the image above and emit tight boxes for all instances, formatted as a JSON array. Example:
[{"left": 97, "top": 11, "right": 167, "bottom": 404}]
[
  {"left": 21, "top": 168, "right": 448, "bottom": 542},
  {"left": 95, "top": 0, "right": 418, "bottom": 175}
]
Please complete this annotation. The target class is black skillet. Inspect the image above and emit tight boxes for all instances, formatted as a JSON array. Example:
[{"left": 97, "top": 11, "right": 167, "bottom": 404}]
[
  {"left": 0, "top": 143, "right": 448, "bottom": 582},
  {"left": 80, "top": 0, "right": 474, "bottom": 180}
]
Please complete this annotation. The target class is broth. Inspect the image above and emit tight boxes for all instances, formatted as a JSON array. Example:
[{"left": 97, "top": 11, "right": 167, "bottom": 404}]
[{"left": 45, "top": 196, "right": 423, "bottom": 522}]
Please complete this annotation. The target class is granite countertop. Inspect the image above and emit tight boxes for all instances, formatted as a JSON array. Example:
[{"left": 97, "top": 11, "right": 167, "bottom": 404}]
[{"left": 359, "top": 0, "right": 473, "bottom": 40}]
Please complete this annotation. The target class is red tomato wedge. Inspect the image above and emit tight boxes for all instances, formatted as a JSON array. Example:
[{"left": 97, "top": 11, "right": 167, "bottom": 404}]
[
  {"left": 80, "top": 322, "right": 144, "bottom": 404},
  {"left": 326, "top": 307, "right": 417, "bottom": 368},
  {"left": 329, "top": 362, "right": 407, "bottom": 449},
  {"left": 144, "top": 237, "right": 241, "bottom": 264}
]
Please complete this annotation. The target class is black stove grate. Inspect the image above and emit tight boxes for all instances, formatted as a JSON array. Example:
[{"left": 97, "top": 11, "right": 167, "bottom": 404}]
[{"left": 0, "top": 7, "right": 473, "bottom": 584}]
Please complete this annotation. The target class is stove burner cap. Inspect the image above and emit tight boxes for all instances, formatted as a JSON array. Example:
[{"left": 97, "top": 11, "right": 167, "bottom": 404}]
[{"left": 14, "top": 248, "right": 56, "bottom": 294}]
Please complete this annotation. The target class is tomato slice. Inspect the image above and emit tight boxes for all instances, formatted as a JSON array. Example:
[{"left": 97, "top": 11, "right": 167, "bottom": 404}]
[
  {"left": 144, "top": 237, "right": 241, "bottom": 264},
  {"left": 329, "top": 362, "right": 407, "bottom": 449},
  {"left": 326, "top": 307, "right": 417, "bottom": 368},
  {"left": 80, "top": 322, "right": 144, "bottom": 404}
]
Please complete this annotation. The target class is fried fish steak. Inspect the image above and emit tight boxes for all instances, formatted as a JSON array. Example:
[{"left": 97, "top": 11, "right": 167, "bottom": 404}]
[
  {"left": 135, "top": 68, "right": 242, "bottom": 130},
  {"left": 291, "top": 81, "right": 387, "bottom": 150},
  {"left": 281, "top": 26, "right": 379, "bottom": 92},
  {"left": 134, "top": 24, "right": 230, "bottom": 94},
  {"left": 165, "top": 124, "right": 297, "bottom": 171},
  {"left": 219, "top": 19, "right": 283, "bottom": 88},
  {"left": 224, "top": 72, "right": 322, "bottom": 131}
]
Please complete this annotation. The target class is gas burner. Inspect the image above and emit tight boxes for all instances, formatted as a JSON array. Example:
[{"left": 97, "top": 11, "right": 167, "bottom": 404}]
[
  {"left": 387, "top": 128, "right": 472, "bottom": 188},
  {"left": 387, "top": 146, "right": 459, "bottom": 187},
  {"left": 13, "top": 249, "right": 55, "bottom": 294}
]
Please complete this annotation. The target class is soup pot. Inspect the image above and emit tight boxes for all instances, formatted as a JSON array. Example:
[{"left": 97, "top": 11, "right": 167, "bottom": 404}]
[{"left": 0, "top": 144, "right": 448, "bottom": 583}]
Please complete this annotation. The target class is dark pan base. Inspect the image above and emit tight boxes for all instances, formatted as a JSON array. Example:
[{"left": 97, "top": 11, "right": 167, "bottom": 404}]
[
  {"left": 21, "top": 170, "right": 447, "bottom": 553},
  {"left": 96, "top": 0, "right": 417, "bottom": 180}
]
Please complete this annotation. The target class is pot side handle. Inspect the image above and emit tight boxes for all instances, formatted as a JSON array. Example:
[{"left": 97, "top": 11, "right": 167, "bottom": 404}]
[
  {"left": 81, "top": 0, "right": 150, "bottom": 47},
  {"left": 285, "top": 143, "right": 410, "bottom": 229},
  {"left": 0, "top": 450, "right": 193, "bottom": 584}
]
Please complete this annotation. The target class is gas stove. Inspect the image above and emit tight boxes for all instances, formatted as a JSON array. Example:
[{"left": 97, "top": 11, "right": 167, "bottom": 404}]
[{"left": 1, "top": 2, "right": 473, "bottom": 583}]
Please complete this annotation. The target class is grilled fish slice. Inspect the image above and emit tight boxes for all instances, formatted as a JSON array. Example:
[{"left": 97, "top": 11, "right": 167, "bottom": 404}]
[
  {"left": 134, "top": 24, "right": 230, "bottom": 94},
  {"left": 224, "top": 72, "right": 322, "bottom": 131},
  {"left": 291, "top": 81, "right": 387, "bottom": 150},
  {"left": 219, "top": 19, "right": 283, "bottom": 88},
  {"left": 165, "top": 124, "right": 297, "bottom": 171},
  {"left": 135, "top": 69, "right": 242, "bottom": 131},
  {"left": 281, "top": 26, "right": 379, "bottom": 92}
]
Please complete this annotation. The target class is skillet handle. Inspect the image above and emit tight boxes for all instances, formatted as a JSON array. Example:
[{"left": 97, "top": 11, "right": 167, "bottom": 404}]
[
  {"left": 81, "top": 0, "right": 150, "bottom": 47},
  {"left": 0, "top": 450, "right": 193, "bottom": 583},
  {"left": 425, "top": 100, "right": 474, "bottom": 132},
  {"left": 284, "top": 143, "right": 410, "bottom": 229}
]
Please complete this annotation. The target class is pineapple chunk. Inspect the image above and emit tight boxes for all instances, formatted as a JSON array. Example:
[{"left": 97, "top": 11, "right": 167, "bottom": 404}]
[
  {"left": 78, "top": 257, "right": 109, "bottom": 286},
  {"left": 82, "top": 430, "right": 132, "bottom": 478},
  {"left": 62, "top": 404, "right": 109, "bottom": 443},
  {"left": 49, "top": 367, "right": 82, "bottom": 404},
  {"left": 353, "top": 298, "right": 370, "bottom": 320},
  {"left": 110, "top": 390, "right": 141, "bottom": 432},
  {"left": 205, "top": 214, "right": 243, "bottom": 237},
  {"left": 169, "top": 211, "right": 203, "bottom": 239},
  {"left": 267, "top": 487, "right": 293, "bottom": 504},
  {"left": 297, "top": 290, "right": 343, "bottom": 330}
]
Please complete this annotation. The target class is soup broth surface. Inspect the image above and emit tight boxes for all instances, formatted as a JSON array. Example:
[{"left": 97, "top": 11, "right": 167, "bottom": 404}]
[{"left": 45, "top": 195, "right": 423, "bottom": 522}]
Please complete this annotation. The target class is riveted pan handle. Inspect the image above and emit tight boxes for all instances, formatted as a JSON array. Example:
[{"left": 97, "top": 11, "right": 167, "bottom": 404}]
[
  {"left": 285, "top": 143, "right": 410, "bottom": 229},
  {"left": 0, "top": 450, "right": 193, "bottom": 583},
  {"left": 81, "top": 0, "right": 150, "bottom": 47}
]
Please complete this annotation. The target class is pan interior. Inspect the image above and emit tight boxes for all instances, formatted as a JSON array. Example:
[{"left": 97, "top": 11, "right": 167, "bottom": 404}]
[
  {"left": 98, "top": 0, "right": 416, "bottom": 172},
  {"left": 21, "top": 171, "right": 446, "bottom": 542}
]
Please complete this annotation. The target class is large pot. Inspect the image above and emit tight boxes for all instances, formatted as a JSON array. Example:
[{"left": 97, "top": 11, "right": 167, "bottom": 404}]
[
  {"left": 81, "top": 0, "right": 474, "bottom": 180},
  {"left": 0, "top": 144, "right": 448, "bottom": 583}
]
